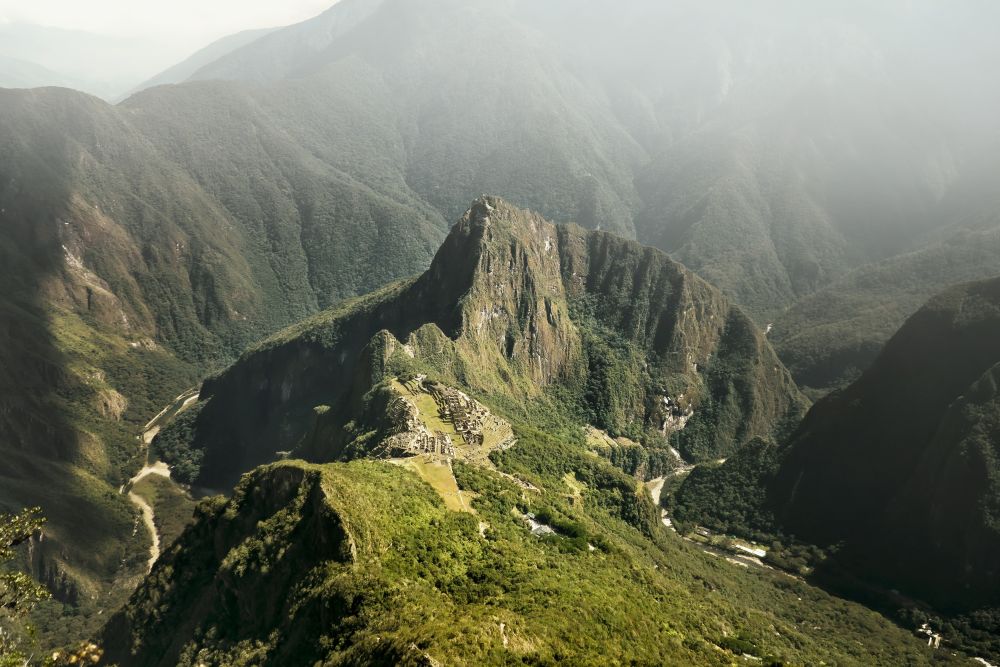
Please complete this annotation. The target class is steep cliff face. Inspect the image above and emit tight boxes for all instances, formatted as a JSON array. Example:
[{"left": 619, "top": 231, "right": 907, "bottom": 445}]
[
  {"left": 559, "top": 226, "right": 805, "bottom": 458},
  {"left": 885, "top": 363, "right": 1000, "bottom": 604},
  {"left": 768, "top": 277, "right": 1000, "bottom": 609},
  {"left": 172, "top": 198, "right": 805, "bottom": 489}
]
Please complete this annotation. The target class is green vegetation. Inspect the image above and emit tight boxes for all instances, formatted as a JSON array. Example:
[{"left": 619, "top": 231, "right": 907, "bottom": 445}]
[
  {"left": 768, "top": 278, "right": 1000, "bottom": 609},
  {"left": 152, "top": 403, "right": 205, "bottom": 485},
  {"left": 773, "top": 227, "right": 1000, "bottom": 395},
  {"left": 675, "top": 277, "right": 1000, "bottom": 660},
  {"left": 397, "top": 458, "right": 471, "bottom": 514},
  {"left": 670, "top": 439, "right": 779, "bottom": 540},
  {"left": 4, "top": 2, "right": 1000, "bottom": 658},
  {"left": 193, "top": 199, "right": 803, "bottom": 491},
  {"left": 129, "top": 475, "right": 197, "bottom": 550},
  {"left": 1, "top": 509, "right": 49, "bottom": 665},
  {"left": 91, "top": 197, "right": 971, "bottom": 663},
  {"left": 100, "top": 452, "right": 959, "bottom": 665}
]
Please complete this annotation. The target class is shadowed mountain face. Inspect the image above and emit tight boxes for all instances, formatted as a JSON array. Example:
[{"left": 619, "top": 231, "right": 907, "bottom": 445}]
[
  {"left": 768, "top": 277, "right": 1000, "bottom": 609},
  {"left": 676, "top": 276, "right": 1000, "bottom": 615},
  {"left": 0, "top": 83, "right": 446, "bottom": 620},
  {"left": 171, "top": 198, "right": 805, "bottom": 490}
]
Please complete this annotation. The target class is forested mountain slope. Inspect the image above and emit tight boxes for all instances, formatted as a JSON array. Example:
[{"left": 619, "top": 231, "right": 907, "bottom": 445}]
[
  {"left": 182, "top": 0, "right": 1000, "bottom": 321},
  {"left": 165, "top": 198, "right": 805, "bottom": 490},
  {"left": 676, "top": 277, "right": 1000, "bottom": 633},
  {"left": 772, "top": 227, "right": 1000, "bottom": 394},
  {"left": 97, "top": 202, "right": 958, "bottom": 667},
  {"left": 0, "top": 84, "right": 446, "bottom": 625},
  {"left": 770, "top": 277, "right": 1000, "bottom": 610},
  {"left": 3, "top": 0, "right": 1000, "bottom": 649}
]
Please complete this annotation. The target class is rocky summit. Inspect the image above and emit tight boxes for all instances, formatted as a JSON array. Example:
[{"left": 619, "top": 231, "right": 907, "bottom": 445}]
[{"left": 166, "top": 198, "right": 806, "bottom": 491}]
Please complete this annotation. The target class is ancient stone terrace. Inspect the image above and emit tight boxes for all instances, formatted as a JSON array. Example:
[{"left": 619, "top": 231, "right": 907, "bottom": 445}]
[
  {"left": 384, "top": 377, "right": 517, "bottom": 464},
  {"left": 427, "top": 383, "right": 490, "bottom": 446}
]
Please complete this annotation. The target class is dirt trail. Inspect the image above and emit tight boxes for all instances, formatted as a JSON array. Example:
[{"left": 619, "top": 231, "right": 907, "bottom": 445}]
[
  {"left": 123, "top": 461, "right": 173, "bottom": 573},
  {"left": 129, "top": 491, "right": 160, "bottom": 573},
  {"left": 132, "top": 461, "right": 171, "bottom": 485},
  {"left": 123, "top": 388, "right": 198, "bottom": 572}
]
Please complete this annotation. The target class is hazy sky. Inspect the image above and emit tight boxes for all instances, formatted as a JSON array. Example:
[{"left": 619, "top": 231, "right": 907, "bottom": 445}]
[{"left": 0, "top": 0, "right": 336, "bottom": 47}]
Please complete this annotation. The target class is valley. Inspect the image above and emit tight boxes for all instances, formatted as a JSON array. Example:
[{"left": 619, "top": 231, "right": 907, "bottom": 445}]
[
  {"left": 1, "top": 1, "right": 999, "bottom": 664},
  {"left": 119, "top": 389, "right": 201, "bottom": 575},
  {"left": 89, "top": 198, "right": 987, "bottom": 664}
]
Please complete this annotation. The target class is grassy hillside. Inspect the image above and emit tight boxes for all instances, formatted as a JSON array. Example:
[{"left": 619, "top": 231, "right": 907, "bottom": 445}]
[{"left": 100, "top": 453, "right": 957, "bottom": 665}]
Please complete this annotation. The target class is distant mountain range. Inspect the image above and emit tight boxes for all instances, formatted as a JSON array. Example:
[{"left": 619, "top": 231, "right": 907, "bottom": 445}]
[
  {"left": 0, "top": 22, "right": 182, "bottom": 98},
  {"left": 0, "top": 53, "right": 72, "bottom": 89},
  {"left": 129, "top": 28, "right": 279, "bottom": 95}
]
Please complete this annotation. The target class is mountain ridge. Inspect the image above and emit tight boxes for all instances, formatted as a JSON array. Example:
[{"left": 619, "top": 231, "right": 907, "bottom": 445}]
[
  {"left": 675, "top": 275, "right": 1000, "bottom": 625},
  {"left": 169, "top": 197, "right": 806, "bottom": 490}
]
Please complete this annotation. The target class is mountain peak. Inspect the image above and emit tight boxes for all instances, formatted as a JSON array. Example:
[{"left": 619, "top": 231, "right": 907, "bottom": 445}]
[{"left": 178, "top": 200, "right": 804, "bottom": 488}]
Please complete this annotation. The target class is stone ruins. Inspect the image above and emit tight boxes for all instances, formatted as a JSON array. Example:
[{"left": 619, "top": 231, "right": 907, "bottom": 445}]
[
  {"left": 427, "top": 383, "right": 491, "bottom": 447},
  {"left": 378, "top": 378, "right": 516, "bottom": 460}
]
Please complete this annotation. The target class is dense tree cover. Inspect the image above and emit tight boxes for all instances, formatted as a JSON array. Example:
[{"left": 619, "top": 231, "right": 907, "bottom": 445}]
[
  {"left": 3, "top": 1, "right": 1000, "bottom": 658},
  {"left": 180, "top": 199, "right": 803, "bottom": 492},
  {"left": 599, "top": 432, "right": 681, "bottom": 481},
  {"left": 4, "top": 1, "right": 1000, "bottom": 652},
  {"left": 670, "top": 439, "right": 779, "bottom": 539},
  {"left": 152, "top": 404, "right": 205, "bottom": 485}
]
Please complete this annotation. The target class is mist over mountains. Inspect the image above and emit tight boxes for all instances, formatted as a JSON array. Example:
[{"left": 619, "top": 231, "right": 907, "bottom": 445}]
[{"left": 1, "top": 0, "right": 1000, "bottom": 664}]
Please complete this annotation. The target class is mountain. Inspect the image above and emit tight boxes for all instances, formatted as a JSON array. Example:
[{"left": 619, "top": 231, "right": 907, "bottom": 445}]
[
  {"left": 0, "top": 54, "right": 72, "bottom": 89},
  {"left": 162, "top": 198, "right": 806, "bottom": 491},
  {"left": 97, "top": 455, "right": 960, "bottom": 666},
  {"left": 0, "top": 23, "right": 177, "bottom": 99},
  {"left": 772, "top": 227, "right": 1000, "bottom": 395},
  {"left": 3, "top": 0, "right": 1000, "bottom": 653},
  {"left": 769, "top": 277, "right": 1000, "bottom": 610},
  {"left": 676, "top": 276, "right": 1000, "bottom": 630},
  {"left": 167, "top": 0, "right": 1000, "bottom": 323},
  {"left": 97, "top": 201, "right": 950, "bottom": 667},
  {"left": 0, "top": 83, "right": 445, "bottom": 632},
  {"left": 130, "top": 28, "right": 278, "bottom": 94}
]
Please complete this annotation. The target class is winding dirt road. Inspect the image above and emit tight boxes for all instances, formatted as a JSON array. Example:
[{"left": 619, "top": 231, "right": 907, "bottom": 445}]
[{"left": 123, "top": 389, "right": 198, "bottom": 572}]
